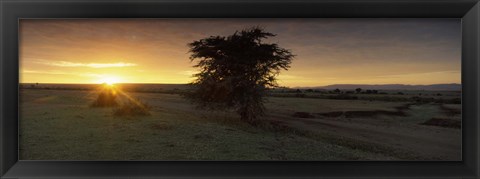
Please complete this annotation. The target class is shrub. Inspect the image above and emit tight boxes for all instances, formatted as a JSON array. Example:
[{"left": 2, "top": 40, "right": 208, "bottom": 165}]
[
  {"left": 355, "top": 88, "right": 362, "bottom": 93},
  {"left": 91, "top": 89, "right": 118, "bottom": 107}
]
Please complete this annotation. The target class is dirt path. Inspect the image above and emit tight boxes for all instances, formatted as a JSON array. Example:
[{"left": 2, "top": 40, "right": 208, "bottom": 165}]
[{"left": 267, "top": 106, "right": 461, "bottom": 160}]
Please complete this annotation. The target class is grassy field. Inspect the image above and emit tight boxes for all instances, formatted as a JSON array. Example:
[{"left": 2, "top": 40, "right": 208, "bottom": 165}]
[{"left": 19, "top": 87, "right": 461, "bottom": 160}]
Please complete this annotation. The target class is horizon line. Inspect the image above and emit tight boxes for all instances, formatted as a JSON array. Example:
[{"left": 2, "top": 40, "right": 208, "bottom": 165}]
[{"left": 19, "top": 82, "right": 462, "bottom": 86}]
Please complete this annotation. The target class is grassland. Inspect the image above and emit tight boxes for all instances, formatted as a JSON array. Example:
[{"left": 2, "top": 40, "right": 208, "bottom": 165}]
[{"left": 19, "top": 86, "right": 461, "bottom": 161}]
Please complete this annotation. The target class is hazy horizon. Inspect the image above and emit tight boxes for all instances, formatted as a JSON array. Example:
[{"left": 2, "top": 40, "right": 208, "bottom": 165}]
[{"left": 20, "top": 19, "right": 461, "bottom": 87}]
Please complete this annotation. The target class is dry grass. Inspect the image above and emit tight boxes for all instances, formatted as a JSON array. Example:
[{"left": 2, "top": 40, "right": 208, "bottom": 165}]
[
  {"left": 292, "top": 112, "right": 315, "bottom": 118},
  {"left": 113, "top": 100, "right": 151, "bottom": 116},
  {"left": 21, "top": 89, "right": 388, "bottom": 160},
  {"left": 150, "top": 122, "right": 173, "bottom": 130},
  {"left": 19, "top": 88, "right": 461, "bottom": 160}
]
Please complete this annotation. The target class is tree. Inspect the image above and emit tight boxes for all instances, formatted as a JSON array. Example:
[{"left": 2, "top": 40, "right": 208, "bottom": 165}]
[
  {"left": 355, "top": 88, "right": 362, "bottom": 93},
  {"left": 186, "top": 27, "right": 294, "bottom": 124}
]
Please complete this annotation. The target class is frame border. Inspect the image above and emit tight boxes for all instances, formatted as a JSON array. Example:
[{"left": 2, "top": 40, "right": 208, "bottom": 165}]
[{"left": 1, "top": 0, "right": 479, "bottom": 178}]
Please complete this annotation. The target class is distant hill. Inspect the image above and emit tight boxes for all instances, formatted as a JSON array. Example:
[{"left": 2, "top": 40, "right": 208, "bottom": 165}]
[{"left": 299, "top": 83, "right": 461, "bottom": 91}]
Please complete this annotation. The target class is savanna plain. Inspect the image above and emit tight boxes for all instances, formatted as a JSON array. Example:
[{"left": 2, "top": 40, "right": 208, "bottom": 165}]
[{"left": 19, "top": 83, "right": 461, "bottom": 161}]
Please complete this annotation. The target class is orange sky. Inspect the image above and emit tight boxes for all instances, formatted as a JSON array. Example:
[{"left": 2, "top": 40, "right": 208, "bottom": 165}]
[{"left": 19, "top": 19, "right": 461, "bottom": 87}]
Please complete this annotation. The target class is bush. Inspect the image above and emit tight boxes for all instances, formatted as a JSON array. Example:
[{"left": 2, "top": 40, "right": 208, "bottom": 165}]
[
  {"left": 113, "top": 100, "right": 151, "bottom": 116},
  {"left": 91, "top": 89, "right": 118, "bottom": 107}
]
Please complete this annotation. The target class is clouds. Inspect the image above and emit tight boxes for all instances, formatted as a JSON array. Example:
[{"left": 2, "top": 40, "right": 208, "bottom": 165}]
[{"left": 34, "top": 60, "right": 137, "bottom": 68}]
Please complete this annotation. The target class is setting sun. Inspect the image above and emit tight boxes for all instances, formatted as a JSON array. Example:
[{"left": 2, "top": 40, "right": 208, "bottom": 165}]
[{"left": 99, "top": 76, "right": 121, "bottom": 85}]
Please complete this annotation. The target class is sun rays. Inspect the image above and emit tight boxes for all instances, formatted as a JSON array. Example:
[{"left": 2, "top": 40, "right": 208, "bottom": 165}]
[
  {"left": 89, "top": 81, "right": 151, "bottom": 116},
  {"left": 98, "top": 76, "right": 121, "bottom": 85}
]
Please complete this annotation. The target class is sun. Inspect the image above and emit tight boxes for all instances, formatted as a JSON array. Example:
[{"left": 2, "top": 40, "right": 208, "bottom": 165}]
[{"left": 99, "top": 76, "right": 121, "bottom": 85}]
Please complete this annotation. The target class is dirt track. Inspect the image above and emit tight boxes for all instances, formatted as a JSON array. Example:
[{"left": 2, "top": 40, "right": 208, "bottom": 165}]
[{"left": 267, "top": 104, "right": 461, "bottom": 160}]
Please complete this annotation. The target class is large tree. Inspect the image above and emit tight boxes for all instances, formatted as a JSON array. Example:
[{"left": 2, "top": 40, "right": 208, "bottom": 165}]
[{"left": 186, "top": 27, "right": 294, "bottom": 124}]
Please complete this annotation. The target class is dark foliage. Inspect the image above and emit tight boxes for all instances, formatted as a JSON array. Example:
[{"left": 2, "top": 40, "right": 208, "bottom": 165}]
[
  {"left": 186, "top": 27, "right": 294, "bottom": 124},
  {"left": 91, "top": 87, "right": 118, "bottom": 107},
  {"left": 355, "top": 88, "right": 362, "bottom": 93}
]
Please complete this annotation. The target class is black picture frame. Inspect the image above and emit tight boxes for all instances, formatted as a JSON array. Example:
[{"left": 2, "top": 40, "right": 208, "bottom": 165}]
[{"left": 1, "top": 0, "right": 479, "bottom": 178}]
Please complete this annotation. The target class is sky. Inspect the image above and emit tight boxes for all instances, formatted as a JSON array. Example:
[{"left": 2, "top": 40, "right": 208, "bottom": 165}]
[{"left": 19, "top": 19, "right": 461, "bottom": 87}]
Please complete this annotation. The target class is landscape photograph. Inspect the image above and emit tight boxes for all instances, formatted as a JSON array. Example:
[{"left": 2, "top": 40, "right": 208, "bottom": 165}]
[{"left": 19, "top": 19, "right": 461, "bottom": 161}]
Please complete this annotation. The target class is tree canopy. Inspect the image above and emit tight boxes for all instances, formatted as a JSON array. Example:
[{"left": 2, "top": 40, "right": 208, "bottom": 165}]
[{"left": 186, "top": 27, "right": 294, "bottom": 124}]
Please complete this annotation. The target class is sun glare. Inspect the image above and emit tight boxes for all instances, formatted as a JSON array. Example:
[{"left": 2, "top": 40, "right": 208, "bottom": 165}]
[{"left": 99, "top": 76, "right": 121, "bottom": 85}]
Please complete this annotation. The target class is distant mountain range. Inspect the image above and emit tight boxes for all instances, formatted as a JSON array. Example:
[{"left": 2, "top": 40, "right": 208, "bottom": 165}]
[{"left": 297, "top": 83, "right": 461, "bottom": 91}]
